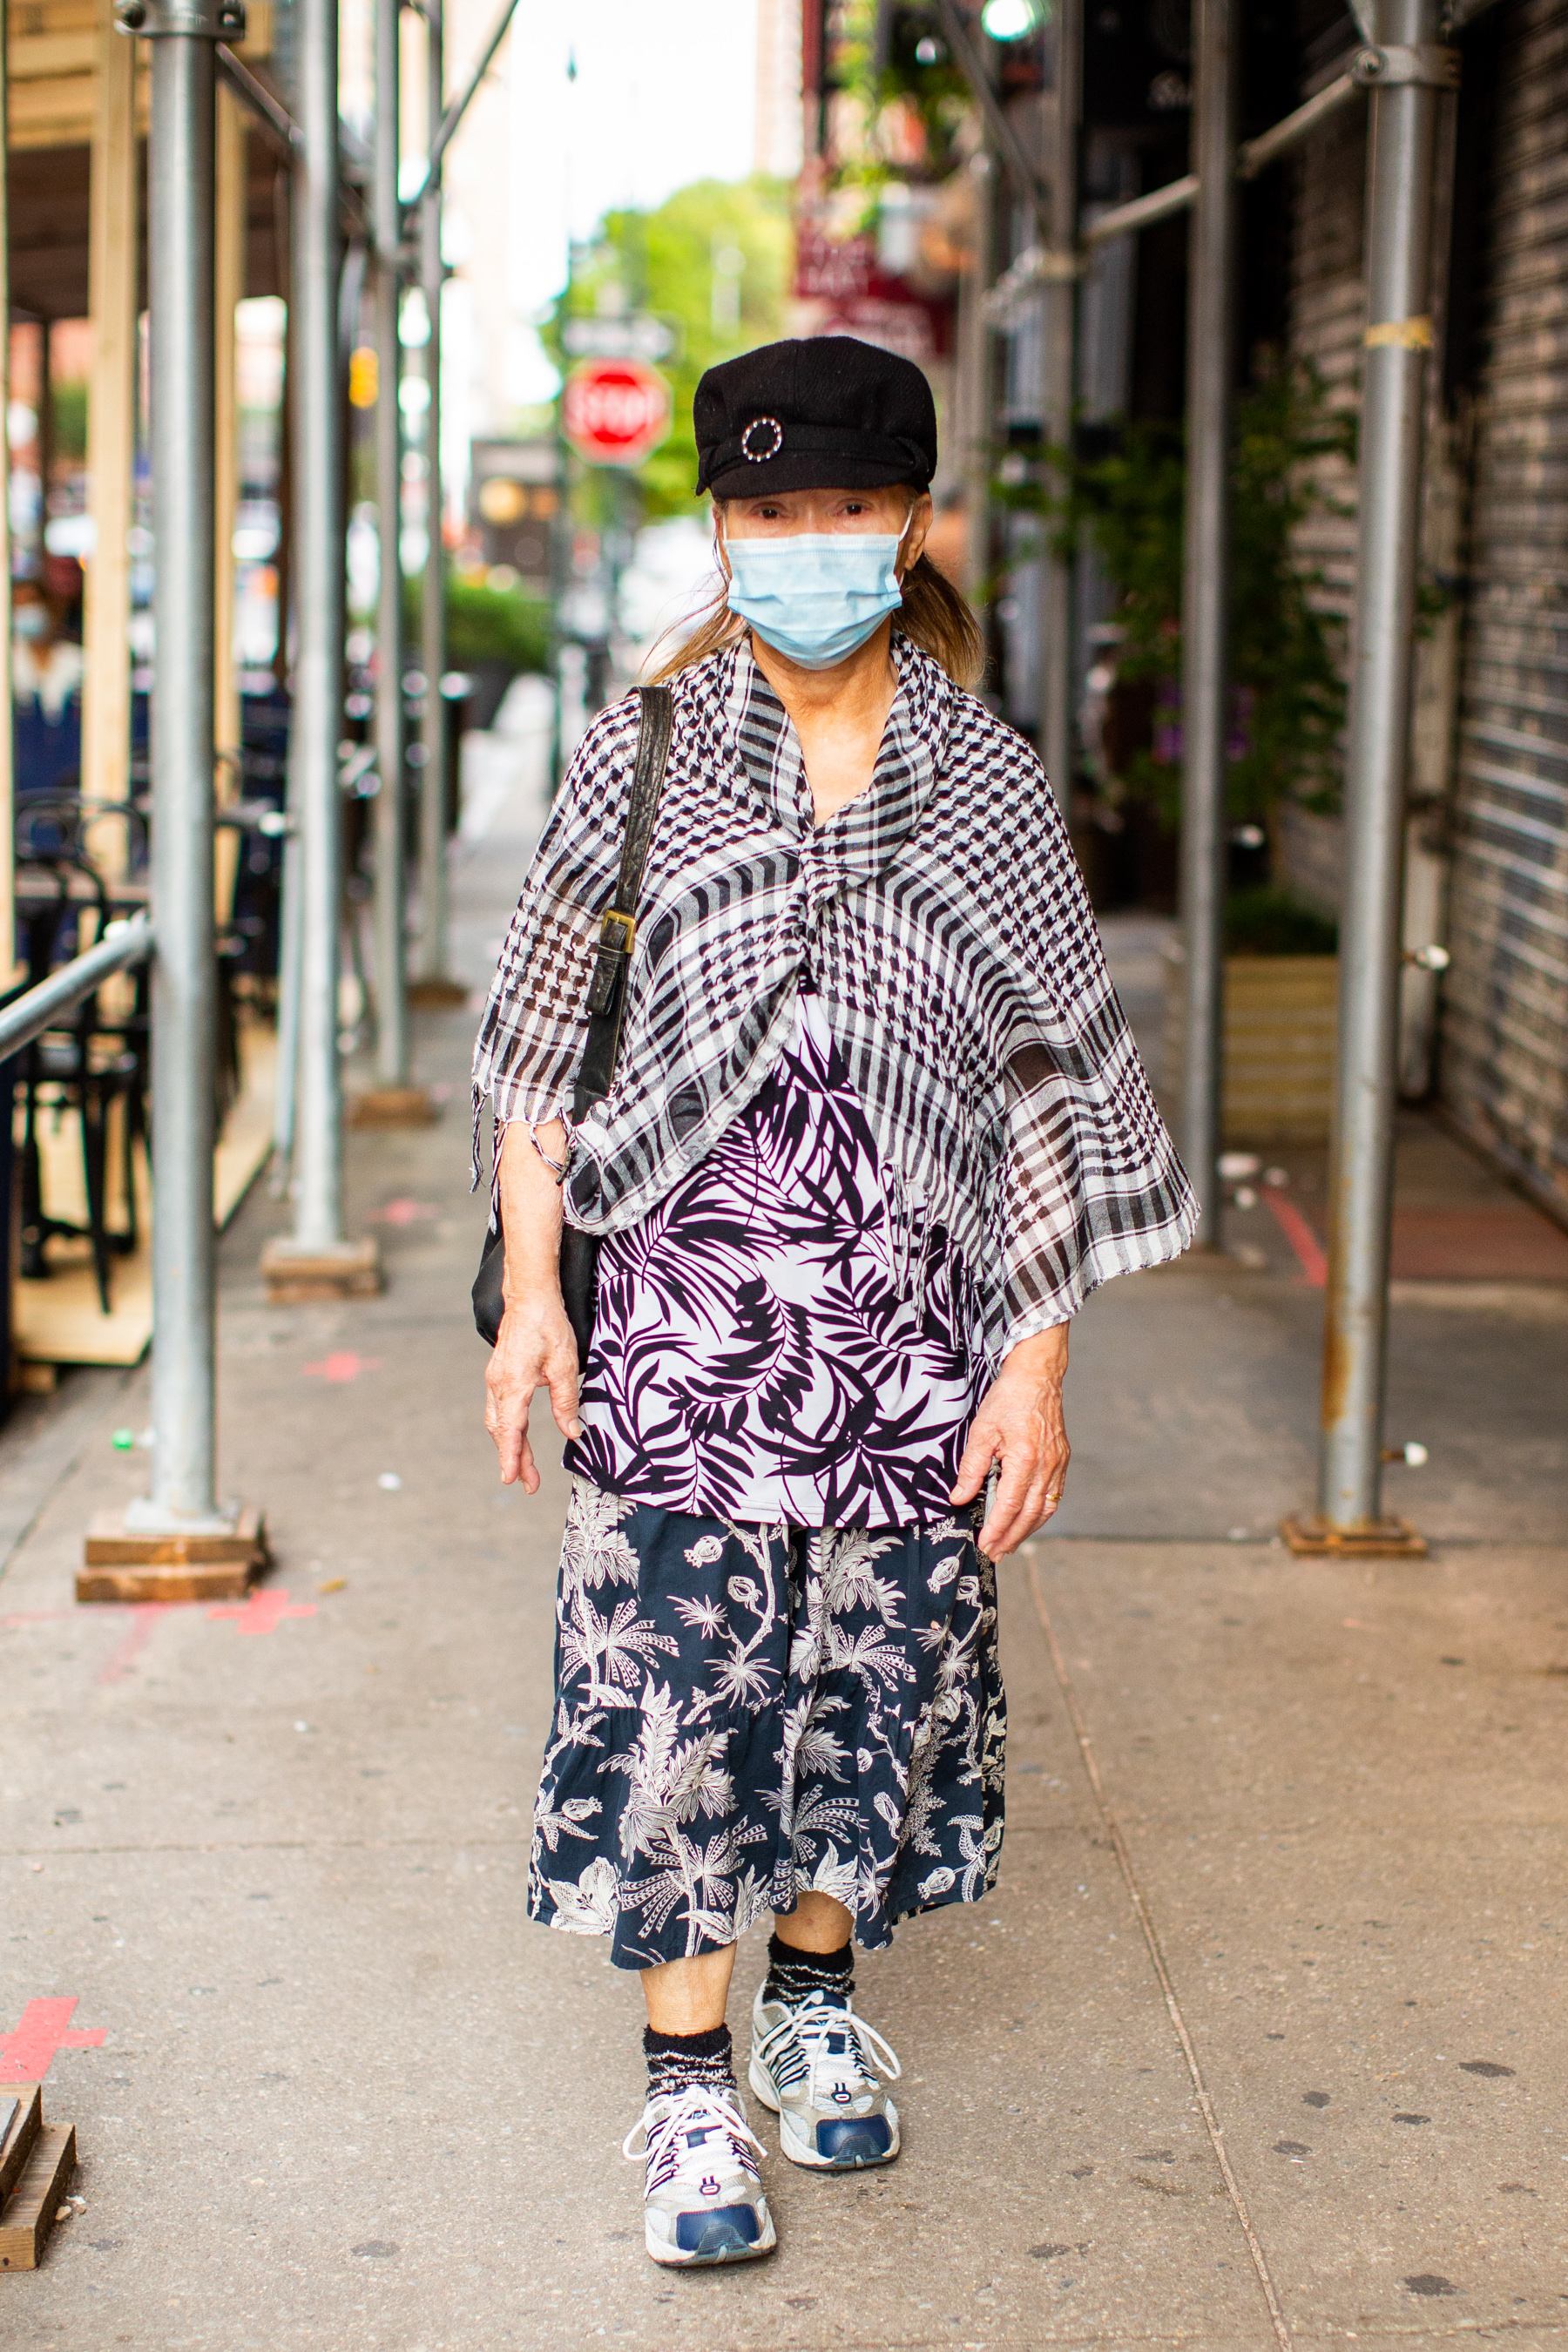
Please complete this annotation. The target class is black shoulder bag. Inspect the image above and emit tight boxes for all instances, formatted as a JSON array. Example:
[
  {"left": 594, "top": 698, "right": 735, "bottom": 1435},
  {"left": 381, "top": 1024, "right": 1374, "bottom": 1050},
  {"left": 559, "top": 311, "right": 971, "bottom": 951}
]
[{"left": 472, "top": 683, "right": 674, "bottom": 1360}]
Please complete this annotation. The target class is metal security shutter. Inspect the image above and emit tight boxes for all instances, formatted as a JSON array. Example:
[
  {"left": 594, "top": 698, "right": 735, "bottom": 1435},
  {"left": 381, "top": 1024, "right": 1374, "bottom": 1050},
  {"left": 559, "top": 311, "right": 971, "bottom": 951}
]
[{"left": 1442, "top": 0, "right": 1568, "bottom": 1222}]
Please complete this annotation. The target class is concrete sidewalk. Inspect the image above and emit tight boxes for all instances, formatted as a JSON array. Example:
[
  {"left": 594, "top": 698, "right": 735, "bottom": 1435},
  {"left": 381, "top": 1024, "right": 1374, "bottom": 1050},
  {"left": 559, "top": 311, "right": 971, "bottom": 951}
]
[{"left": 3, "top": 759, "right": 1566, "bottom": 2349}]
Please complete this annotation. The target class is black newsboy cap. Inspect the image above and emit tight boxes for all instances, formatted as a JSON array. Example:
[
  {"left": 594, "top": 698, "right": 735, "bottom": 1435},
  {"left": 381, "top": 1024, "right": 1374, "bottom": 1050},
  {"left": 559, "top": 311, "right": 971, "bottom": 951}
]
[{"left": 693, "top": 337, "right": 937, "bottom": 499}]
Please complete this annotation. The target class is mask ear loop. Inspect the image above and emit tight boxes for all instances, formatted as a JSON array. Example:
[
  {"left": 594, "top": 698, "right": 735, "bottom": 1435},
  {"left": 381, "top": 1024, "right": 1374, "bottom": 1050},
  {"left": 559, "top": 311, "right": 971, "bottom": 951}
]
[{"left": 895, "top": 502, "right": 918, "bottom": 589}]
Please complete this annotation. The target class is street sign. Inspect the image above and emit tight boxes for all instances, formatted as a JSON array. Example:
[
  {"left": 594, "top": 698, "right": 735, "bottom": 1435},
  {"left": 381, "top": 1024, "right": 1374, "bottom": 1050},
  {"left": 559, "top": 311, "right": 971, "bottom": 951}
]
[
  {"left": 561, "top": 359, "right": 672, "bottom": 470},
  {"left": 561, "top": 313, "right": 679, "bottom": 363}
]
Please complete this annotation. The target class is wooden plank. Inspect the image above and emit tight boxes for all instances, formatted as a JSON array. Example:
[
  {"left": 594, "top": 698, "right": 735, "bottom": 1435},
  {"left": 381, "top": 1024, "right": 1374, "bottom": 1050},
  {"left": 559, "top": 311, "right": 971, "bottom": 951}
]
[
  {"left": 77, "top": 1556, "right": 260, "bottom": 1602},
  {"left": 9, "top": 1, "right": 101, "bottom": 34},
  {"left": 9, "top": 73, "right": 95, "bottom": 138},
  {"left": 0, "top": 2122, "right": 75, "bottom": 2271},
  {"left": 78, "top": 1503, "right": 267, "bottom": 1599},
  {"left": 9, "top": 28, "right": 94, "bottom": 73},
  {"left": 82, "top": 0, "right": 137, "bottom": 827},
  {"left": 8, "top": 78, "right": 145, "bottom": 150},
  {"left": 0, "top": 2085, "right": 42, "bottom": 2203},
  {"left": 260, "top": 1235, "right": 382, "bottom": 1302}
]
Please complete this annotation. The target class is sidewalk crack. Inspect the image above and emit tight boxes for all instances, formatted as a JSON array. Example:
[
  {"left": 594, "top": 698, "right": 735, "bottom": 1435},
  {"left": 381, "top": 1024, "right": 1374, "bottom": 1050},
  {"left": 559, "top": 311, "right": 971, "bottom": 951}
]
[{"left": 1026, "top": 1552, "right": 1291, "bottom": 2352}]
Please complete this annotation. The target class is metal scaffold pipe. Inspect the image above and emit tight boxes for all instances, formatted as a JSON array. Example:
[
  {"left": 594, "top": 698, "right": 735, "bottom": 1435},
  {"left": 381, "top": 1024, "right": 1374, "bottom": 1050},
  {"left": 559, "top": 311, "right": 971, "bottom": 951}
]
[
  {"left": 141, "top": 26, "right": 222, "bottom": 1527},
  {"left": 1037, "top": 0, "right": 1079, "bottom": 820},
  {"left": 372, "top": 0, "right": 408, "bottom": 1086},
  {"left": 287, "top": 0, "right": 345, "bottom": 1247},
  {"left": 1178, "top": 0, "right": 1238, "bottom": 1243},
  {"left": 260, "top": 0, "right": 378, "bottom": 1292},
  {"left": 1312, "top": 0, "right": 1450, "bottom": 1540},
  {"left": 415, "top": 0, "right": 450, "bottom": 991}
]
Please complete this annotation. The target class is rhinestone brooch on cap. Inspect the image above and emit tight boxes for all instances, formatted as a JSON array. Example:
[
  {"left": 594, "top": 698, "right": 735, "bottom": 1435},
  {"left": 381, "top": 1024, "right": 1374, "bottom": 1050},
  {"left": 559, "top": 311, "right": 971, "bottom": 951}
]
[{"left": 740, "top": 416, "right": 784, "bottom": 462}]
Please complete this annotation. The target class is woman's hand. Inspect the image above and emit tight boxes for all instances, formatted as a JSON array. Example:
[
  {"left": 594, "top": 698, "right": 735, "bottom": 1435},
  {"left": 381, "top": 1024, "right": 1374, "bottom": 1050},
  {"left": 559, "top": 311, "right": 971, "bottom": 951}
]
[
  {"left": 484, "top": 1293, "right": 582, "bottom": 1492},
  {"left": 483, "top": 1116, "right": 580, "bottom": 1492},
  {"left": 949, "top": 1323, "right": 1070, "bottom": 1558}
]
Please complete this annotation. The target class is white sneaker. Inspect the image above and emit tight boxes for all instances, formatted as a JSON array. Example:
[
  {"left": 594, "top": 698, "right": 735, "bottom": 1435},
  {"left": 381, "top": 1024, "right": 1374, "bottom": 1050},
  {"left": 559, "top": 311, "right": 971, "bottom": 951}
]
[
  {"left": 622, "top": 2083, "right": 777, "bottom": 2267},
  {"left": 748, "top": 1985, "right": 902, "bottom": 2170}
]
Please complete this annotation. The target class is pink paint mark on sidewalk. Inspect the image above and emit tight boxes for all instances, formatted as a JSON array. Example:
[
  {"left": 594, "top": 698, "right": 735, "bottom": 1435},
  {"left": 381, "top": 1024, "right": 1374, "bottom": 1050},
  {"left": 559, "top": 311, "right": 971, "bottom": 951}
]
[
  {"left": 208, "top": 1588, "right": 316, "bottom": 1637},
  {"left": 0, "top": 1997, "right": 106, "bottom": 2080},
  {"left": 303, "top": 1351, "right": 379, "bottom": 1382},
  {"left": 369, "top": 1198, "right": 436, "bottom": 1227},
  {"left": 96, "top": 1603, "right": 180, "bottom": 1686},
  {"left": 1265, "top": 1190, "right": 1328, "bottom": 1287}
]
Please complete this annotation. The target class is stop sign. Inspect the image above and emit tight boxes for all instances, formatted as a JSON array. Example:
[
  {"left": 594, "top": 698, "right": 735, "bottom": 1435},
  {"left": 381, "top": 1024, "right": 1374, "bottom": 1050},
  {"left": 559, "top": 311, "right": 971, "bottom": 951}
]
[{"left": 561, "top": 358, "right": 672, "bottom": 469}]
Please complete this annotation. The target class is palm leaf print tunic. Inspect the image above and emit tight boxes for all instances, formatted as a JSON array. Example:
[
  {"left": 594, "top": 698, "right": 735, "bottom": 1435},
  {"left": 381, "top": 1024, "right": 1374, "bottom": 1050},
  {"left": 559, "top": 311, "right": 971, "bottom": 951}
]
[{"left": 568, "top": 982, "right": 986, "bottom": 1527}]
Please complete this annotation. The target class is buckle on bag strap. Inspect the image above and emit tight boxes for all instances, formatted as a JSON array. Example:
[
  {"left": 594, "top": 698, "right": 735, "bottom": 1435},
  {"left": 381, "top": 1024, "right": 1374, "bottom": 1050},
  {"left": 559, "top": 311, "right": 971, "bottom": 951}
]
[{"left": 585, "top": 909, "right": 636, "bottom": 1016}]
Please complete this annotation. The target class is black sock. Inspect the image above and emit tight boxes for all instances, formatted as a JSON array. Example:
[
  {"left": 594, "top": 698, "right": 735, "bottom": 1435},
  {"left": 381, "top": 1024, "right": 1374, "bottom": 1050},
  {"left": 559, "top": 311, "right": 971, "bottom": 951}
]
[
  {"left": 644, "top": 2022, "right": 734, "bottom": 2103},
  {"left": 763, "top": 1930, "right": 855, "bottom": 2010}
]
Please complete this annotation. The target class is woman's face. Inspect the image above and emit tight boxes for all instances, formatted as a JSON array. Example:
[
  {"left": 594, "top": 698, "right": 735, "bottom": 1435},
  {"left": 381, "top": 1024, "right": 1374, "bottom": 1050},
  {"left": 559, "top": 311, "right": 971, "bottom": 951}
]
[{"left": 720, "top": 484, "right": 933, "bottom": 572}]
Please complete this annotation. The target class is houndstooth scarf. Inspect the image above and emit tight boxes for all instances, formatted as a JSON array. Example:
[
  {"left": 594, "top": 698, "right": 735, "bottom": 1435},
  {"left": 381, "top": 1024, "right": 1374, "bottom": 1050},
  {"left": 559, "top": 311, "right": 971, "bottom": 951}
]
[{"left": 472, "top": 635, "right": 1195, "bottom": 1369}]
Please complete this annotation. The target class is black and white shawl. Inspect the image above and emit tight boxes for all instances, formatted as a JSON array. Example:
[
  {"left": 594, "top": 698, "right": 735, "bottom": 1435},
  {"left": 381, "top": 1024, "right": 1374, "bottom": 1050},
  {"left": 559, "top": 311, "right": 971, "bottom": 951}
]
[{"left": 473, "top": 634, "right": 1196, "bottom": 1370}]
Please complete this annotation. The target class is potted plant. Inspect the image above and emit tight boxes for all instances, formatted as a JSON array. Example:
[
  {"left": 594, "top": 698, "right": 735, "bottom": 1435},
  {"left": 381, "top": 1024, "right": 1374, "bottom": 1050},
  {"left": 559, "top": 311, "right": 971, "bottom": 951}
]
[
  {"left": 1000, "top": 355, "right": 1355, "bottom": 1139},
  {"left": 1161, "top": 889, "right": 1340, "bottom": 1145}
]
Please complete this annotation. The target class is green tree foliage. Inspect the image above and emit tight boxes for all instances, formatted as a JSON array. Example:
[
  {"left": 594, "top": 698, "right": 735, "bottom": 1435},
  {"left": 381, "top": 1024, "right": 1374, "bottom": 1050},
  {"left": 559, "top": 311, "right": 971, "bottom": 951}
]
[
  {"left": 51, "top": 380, "right": 89, "bottom": 464},
  {"left": 405, "top": 574, "right": 550, "bottom": 673},
  {"left": 552, "top": 176, "right": 794, "bottom": 519},
  {"left": 1003, "top": 357, "right": 1357, "bottom": 828}
]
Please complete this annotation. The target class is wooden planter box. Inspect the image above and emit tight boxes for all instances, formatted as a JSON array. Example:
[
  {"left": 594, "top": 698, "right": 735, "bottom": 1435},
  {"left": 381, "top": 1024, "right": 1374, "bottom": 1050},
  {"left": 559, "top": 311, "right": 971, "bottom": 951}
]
[{"left": 1162, "top": 938, "right": 1338, "bottom": 1145}]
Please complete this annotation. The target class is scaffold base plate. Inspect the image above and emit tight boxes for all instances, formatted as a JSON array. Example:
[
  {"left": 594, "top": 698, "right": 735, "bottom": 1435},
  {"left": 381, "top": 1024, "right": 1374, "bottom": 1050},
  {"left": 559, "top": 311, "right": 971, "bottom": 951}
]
[
  {"left": 406, "top": 976, "right": 469, "bottom": 1009},
  {"left": 349, "top": 1086, "right": 440, "bottom": 1128},
  {"left": 78, "top": 1506, "right": 269, "bottom": 1602},
  {"left": 0, "top": 2114, "right": 76, "bottom": 2272},
  {"left": 1279, "top": 1512, "right": 1428, "bottom": 1558},
  {"left": 260, "top": 1235, "right": 382, "bottom": 1302}
]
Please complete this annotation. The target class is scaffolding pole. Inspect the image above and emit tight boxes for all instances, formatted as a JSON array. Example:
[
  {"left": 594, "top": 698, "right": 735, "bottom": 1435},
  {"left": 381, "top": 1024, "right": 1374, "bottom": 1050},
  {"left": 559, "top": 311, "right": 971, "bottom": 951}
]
[
  {"left": 262, "top": 0, "right": 380, "bottom": 1294},
  {"left": 83, "top": 7, "right": 138, "bottom": 831},
  {"left": 1288, "top": 0, "right": 1453, "bottom": 1554},
  {"left": 412, "top": 0, "right": 458, "bottom": 1000},
  {"left": 104, "top": 2, "right": 242, "bottom": 1558},
  {"left": 142, "top": 24, "right": 219, "bottom": 1524},
  {"left": 371, "top": 0, "right": 409, "bottom": 1086},
  {"left": 954, "top": 141, "right": 996, "bottom": 623},
  {"left": 1037, "top": 0, "right": 1079, "bottom": 818},
  {"left": 1177, "top": 0, "right": 1238, "bottom": 1244}
]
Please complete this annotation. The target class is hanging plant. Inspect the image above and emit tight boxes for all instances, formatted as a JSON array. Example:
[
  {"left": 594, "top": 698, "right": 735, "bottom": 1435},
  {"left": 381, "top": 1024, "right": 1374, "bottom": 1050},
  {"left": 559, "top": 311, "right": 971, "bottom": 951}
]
[{"left": 828, "top": 0, "right": 977, "bottom": 194}]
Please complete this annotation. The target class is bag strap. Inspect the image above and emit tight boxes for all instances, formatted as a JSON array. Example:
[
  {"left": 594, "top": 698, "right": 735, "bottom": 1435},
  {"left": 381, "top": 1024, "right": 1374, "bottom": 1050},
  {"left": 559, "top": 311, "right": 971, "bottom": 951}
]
[{"left": 571, "top": 684, "right": 674, "bottom": 1123}]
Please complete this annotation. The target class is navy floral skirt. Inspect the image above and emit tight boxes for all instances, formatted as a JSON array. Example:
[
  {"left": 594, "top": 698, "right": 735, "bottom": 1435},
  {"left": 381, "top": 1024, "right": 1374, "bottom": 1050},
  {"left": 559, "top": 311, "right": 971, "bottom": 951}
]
[{"left": 528, "top": 1477, "right": 1007, "bottom": 1970}]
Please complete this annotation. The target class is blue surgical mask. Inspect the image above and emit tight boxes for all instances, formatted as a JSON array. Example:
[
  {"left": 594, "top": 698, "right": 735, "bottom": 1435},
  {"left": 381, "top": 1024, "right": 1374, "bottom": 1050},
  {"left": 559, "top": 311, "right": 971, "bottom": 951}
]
[{"left": 723, "top": 520, "right": 909, "bottom": 670}]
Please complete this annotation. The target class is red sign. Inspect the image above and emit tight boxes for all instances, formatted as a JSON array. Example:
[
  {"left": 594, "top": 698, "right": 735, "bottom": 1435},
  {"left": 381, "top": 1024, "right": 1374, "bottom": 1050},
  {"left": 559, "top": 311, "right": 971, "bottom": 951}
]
[{"left": 561, "top": 358, "right": 672, "bottom": 469}]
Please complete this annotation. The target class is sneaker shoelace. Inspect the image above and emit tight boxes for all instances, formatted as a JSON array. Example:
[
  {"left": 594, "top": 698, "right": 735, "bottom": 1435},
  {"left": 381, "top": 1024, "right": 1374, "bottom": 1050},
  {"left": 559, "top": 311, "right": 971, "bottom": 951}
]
[
  {"left": 756, "top": 1994, "right": 902, "bottom": 2108},
  {"left": 622, "top": 2085, "right": 766, "bottom": 2195}
]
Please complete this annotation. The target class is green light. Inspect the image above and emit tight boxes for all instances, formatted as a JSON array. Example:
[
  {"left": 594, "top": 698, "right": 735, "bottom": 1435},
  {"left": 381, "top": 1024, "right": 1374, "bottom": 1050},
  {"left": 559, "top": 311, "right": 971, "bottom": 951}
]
[{"left": 980, "top": 0, "right": 1047, "bottom": 37}]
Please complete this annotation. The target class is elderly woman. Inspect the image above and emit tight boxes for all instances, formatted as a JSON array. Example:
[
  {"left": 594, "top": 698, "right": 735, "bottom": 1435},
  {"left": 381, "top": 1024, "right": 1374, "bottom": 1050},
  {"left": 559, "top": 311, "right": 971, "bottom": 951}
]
[{"left": 474, "top": 337, "right": 1194, "bottom": 2268}]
